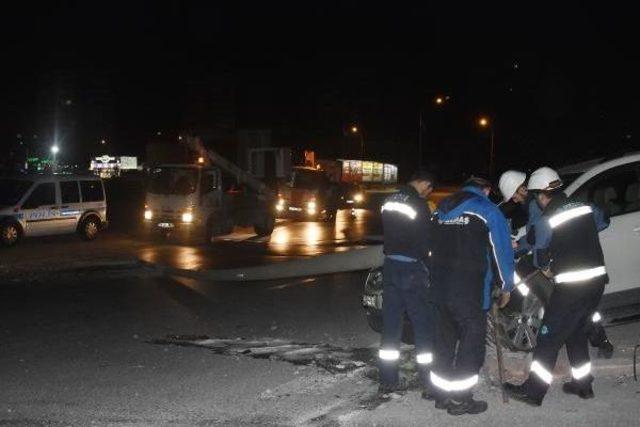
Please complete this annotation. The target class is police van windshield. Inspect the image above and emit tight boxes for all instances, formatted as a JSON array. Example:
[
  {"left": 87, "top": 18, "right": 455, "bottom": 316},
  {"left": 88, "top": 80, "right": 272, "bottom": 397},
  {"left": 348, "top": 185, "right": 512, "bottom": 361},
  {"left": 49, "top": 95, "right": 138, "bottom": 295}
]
[
  {"left": 0, "top": 179, "right": 33, "bottom": 206},
  {"left": 149, "top": 167, "right": 198, "bottom": 195}
]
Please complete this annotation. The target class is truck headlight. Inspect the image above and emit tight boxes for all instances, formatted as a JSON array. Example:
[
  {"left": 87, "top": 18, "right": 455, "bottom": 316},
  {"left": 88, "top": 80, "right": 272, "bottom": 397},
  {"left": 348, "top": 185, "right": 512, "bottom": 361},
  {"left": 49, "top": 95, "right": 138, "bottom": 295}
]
[
  {"left": 354, "top": 193, "right": 364, "bottom": 203},
  {"left": 181, "top": 212, "right": 194, "bottom": 223},
  {"left": 276, "top": 198, "right": 285, "bottom": 212},
  {"left": 307, "top": 200, "right": 317, "bottom": 215},
  {"left": 144, "top": 209, "right": 153, "bottom": 220}
]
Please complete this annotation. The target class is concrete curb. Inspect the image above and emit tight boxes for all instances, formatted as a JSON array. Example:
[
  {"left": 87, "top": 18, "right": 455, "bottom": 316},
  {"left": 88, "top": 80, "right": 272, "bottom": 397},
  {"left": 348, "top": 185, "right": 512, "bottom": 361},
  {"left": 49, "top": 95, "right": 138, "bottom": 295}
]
[
  {"left": 0, "top": 258, "right": 145, "bottom": 279},
  {"left": 141, "top": 244, "right": 384, "bottom": 282}
]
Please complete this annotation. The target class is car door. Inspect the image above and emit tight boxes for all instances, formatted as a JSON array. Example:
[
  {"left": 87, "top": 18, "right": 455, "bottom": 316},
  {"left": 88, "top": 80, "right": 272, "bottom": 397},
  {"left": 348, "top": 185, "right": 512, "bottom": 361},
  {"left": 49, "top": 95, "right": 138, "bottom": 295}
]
[
  {"left": 571, "top": 161, "right": 640, "bottom": 295},
  {"left": 59, "top": 180, "right": 83, "bottom": 233},
  {"left": 79, "top": 179, "right": 106, "bottom": 220},
  {"left": 21, "top": 182, "right": 63, "bottom": 236},
  {"left": 200, "top": 169, "right": 222, "bottom": 214}
]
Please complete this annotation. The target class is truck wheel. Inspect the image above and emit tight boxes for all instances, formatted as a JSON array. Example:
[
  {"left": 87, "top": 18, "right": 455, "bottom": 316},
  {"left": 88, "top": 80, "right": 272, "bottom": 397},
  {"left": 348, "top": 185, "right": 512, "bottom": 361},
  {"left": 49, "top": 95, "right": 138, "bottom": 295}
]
[
  {"left": 1, "top": 221, "right": 21, "bottom": 247},
  {"left": 80, "top": 216, "right": 101, "bottom": 241},
  {"left": 322, "top": 207, "right": 337, "bottom": 222},
  {"left": 254, "top": 214, "right": 275, "bottom": 237},
  {"left": 205, "top": 217, "right": 216, "bottom": 243},
  {"left": 205, "top": 216, "right": 234, "bottom": 243}
]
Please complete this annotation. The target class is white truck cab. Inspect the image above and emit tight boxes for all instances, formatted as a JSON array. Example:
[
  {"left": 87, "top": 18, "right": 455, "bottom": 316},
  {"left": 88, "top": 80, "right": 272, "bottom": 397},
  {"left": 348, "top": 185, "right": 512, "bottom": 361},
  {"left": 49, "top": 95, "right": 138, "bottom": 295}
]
[
  {"left": 0, "top": 174, "right": 107, "bottom": 246},
  {"left": 143, "top": 164, "right": 275, "bottom": 241}
]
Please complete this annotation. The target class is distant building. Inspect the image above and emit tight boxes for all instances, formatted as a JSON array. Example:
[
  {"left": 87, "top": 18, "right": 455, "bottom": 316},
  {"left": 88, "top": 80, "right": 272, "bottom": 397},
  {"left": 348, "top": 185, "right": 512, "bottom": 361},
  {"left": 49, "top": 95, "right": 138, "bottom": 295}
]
[{"left": 90, "top": 155, "right": 139, "bottom": 178}]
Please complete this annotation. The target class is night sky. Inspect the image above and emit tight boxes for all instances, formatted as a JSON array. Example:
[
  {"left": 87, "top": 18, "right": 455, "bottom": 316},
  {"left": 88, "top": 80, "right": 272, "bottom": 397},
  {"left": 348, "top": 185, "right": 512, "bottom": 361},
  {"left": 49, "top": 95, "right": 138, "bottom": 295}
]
[{"left": 2, "top": 2, "right": 639, "bottom": 181}]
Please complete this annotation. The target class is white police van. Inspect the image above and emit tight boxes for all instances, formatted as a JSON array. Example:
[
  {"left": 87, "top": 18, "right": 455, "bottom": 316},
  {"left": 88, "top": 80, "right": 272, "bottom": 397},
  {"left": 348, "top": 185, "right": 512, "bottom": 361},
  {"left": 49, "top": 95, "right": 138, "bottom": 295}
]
[{"left": 0, "top": 174, "right": 108, "bottom": 246}]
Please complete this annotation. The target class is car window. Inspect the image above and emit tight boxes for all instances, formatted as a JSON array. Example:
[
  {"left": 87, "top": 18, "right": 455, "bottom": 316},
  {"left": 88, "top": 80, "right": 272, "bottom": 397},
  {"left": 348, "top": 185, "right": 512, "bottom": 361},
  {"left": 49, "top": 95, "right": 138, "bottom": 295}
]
[
  {"left": 60, "top": 181, "right": 80, "bottom": 204},
  {"left": 559, "top": 173, "right": 582, "bottom": 188},
  {"left": 0, "top": 179, "right": 33, "bottom": 206},
  {"left": 572, "top": 162, "right": 640, "bottom": 217},
  {"left": 80, "top": 180, "right": 104, "bottom": 202},
  {"left": 22, "top": 183, "right": 56, "bottom": 209}
]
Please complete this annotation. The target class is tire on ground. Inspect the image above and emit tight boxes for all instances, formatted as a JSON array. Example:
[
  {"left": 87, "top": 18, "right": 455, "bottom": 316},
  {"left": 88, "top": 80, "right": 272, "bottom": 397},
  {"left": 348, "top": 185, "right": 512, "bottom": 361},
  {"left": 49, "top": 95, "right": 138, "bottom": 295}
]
[
  {"left": 0, "top": 220, "right": 21, "bottom": 247},
  {"left": 79, "top": 215, "right": 101, "bottom": 241}
]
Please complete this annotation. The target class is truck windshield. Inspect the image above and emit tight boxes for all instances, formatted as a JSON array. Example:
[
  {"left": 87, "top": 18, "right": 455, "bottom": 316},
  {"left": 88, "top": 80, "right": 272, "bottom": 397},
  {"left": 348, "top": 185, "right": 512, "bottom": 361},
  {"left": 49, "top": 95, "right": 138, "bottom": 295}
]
[
  {"left": 0, "top": 179, "right": 33, "bottom": 206},
  {"left": 149, "top": 167, "right": 198, "bottom": 195},
  {"left": 292, "top": 169, "right": 326, "bottom": 190}
]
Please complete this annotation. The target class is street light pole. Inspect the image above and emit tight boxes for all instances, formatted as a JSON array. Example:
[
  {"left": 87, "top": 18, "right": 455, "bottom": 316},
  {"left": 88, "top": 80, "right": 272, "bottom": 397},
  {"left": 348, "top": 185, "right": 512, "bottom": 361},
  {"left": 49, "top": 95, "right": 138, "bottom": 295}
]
[
  {"left": 51, "top": 145, "right": 59, "bottom": 172},
  {"left": 350, "top": 126, "right": 365, "bottom": 161},
  {"left": 489, "top": 125, "right": 495, "bottom": 178},
  {"left": 478, "top": 116, "right": 495, "bottom": 178},
  {"left": 418, "top": 95, "right": 448, "bottom": 170},
  {"left": 418, "top": 112, "right": 424, "bottom": 169}
]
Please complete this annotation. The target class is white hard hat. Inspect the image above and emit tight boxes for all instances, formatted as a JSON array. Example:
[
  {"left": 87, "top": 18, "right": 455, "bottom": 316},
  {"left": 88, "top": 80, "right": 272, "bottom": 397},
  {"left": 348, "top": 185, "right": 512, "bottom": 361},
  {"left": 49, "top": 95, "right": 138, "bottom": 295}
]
[
  {"left": 528, "top": 166, "right": 563, "bottom": 191},
  {"left": 498, "top": 170, "right": 527, "bottom": 202}
]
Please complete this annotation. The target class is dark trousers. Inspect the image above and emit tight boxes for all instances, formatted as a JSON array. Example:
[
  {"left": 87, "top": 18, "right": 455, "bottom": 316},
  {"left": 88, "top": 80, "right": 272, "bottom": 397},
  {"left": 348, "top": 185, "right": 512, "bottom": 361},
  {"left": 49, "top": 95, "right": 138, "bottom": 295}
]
[
  {"left": 587, "top": 320, "right": 608, "bottom": 347},
  {"left": 379, "top": 258, "right": 435, "bottom": 387},
  {"left": 523, "top": 280, "right": 605, "bottom": 399},
  {"left": 431, "top": 299, "right": 487, "bottom": 400}
]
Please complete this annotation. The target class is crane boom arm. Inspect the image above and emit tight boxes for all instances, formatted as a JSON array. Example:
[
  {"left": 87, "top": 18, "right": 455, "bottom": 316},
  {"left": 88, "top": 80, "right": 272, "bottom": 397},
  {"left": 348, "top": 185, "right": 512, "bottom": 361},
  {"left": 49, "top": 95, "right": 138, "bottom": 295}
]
[{"left": 187, "top": 136, "right": 274, "bottom": 198}]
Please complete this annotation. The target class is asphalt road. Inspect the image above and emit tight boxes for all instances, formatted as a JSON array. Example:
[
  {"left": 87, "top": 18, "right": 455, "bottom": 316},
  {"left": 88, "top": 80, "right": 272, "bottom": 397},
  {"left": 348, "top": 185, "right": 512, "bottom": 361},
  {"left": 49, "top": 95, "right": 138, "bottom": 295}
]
[
  {"left": 2, "top": 267, "right": 640, "bottom": 426},
  {"left": 0, "top": 207, "right": 382, "bottom": 277},
  {"left": 137, "top": 208, "right": 382, "bottom": 270}
]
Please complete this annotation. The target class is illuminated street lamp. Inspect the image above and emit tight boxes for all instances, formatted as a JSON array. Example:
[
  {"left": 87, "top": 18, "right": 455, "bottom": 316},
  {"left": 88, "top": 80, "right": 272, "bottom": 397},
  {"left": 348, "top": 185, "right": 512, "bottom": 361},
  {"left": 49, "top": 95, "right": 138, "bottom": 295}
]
[
  {"left": 477, "top": 116, "right": 495, "bottom": 177},
  {"left": 100, "top": 139, "right": 106, "bottom": 145}
]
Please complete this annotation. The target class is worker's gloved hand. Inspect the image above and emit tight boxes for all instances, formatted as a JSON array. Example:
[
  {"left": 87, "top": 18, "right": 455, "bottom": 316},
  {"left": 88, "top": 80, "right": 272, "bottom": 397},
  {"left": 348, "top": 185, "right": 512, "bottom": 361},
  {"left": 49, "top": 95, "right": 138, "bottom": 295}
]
[
  {"left": 541, "top": 268, "right": 553, "bottom": 279},
  {"left": 498, "top": 292, "right": 511, "bottom": 308}
]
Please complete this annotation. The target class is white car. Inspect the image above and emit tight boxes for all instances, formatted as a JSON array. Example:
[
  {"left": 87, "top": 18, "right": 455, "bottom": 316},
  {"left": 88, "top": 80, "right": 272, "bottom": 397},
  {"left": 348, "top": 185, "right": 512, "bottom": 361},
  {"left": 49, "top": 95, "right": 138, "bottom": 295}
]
[
  {"left": 559, "top": 152, "right": 640, "bottom": 312},
  {"left": 0, "top": 174, "right": 108, "bottom": 246}
]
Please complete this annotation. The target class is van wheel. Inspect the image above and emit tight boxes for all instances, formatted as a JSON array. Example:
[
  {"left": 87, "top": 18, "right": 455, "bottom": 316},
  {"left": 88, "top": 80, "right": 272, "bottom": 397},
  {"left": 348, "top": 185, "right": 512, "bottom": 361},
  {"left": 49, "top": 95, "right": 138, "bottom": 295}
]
[
  {"left": 80, "top": 216, "right": 100, "bottom": 241},
  {"left": 1, "top": 221, "right": 21, "bottom": 247}
]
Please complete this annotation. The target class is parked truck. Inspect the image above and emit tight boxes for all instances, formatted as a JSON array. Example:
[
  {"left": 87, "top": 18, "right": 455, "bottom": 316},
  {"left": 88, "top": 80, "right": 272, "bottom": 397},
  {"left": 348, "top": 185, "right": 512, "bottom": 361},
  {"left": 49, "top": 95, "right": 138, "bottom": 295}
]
[
  {"left": 275, "top": 166, "right": 341, "bottom": 222},
  {"left": 143, "top": 136, "right": 277, "bottom": 241}
]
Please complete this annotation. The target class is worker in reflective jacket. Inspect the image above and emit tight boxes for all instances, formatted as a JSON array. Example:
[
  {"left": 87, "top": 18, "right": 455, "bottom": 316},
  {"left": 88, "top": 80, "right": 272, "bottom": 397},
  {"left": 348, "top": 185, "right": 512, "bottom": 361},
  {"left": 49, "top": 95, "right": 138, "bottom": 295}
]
[
  {"left": 499, "top": 170, "right": 615, "bottom": 358},
  {"left": 378, "top": 170, "right": 436, "bottom": 399},
  {"left": 430, "top": 176, "right": 514, "bottom": 416},
  {"left": 505, "top": 167, "right": 609, "bottom": 406}
]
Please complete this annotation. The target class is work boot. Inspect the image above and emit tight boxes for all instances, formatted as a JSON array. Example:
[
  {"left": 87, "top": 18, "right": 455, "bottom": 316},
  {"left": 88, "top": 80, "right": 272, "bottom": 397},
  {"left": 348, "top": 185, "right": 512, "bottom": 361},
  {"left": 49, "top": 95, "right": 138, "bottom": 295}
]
[
  {"left": 446, "top": 397, "right": 488, "bottom": 416},
  {"left": 377, "top": 380, "right": 407, "bottom": 399},
  {"left": 421, "top": 388, "right": 435, "bottom": 401},
  {"left": 562, "top": 381, "right": 595, "bottom": 399},
  {"left": 597, "top": 340, "right": 614, "bottom": 359},
  {"left": 503, "top": 382, "right": 543, "bottom": 407},
  {"left": 434, "top": 397, "right": 451, "bottom": 410}
]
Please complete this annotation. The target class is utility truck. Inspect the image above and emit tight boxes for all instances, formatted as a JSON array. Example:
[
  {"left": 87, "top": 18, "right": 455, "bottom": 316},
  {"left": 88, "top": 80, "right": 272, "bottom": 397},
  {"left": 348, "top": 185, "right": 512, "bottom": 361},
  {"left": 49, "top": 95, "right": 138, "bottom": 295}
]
[{"left": 143, "top": 137, "right": 276, "bottom": 241}]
